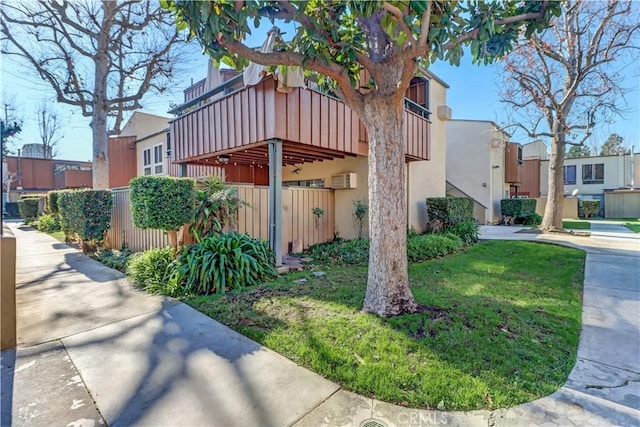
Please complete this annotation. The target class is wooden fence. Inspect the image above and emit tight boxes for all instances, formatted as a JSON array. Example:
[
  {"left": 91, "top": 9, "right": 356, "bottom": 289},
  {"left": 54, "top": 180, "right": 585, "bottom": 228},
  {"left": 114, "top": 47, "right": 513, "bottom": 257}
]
[{"left": 105, "top": 185, "right": 335, "bottom": 254}]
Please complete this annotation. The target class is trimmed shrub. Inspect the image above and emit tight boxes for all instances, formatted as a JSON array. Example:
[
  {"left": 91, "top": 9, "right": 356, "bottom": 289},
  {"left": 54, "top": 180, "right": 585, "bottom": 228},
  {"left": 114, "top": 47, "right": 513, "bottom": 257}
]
[
  {"left": 58, "top": 190, "right": 113, "bottom": 244},
  {"left": 519, "top": 213, "right": 542, "bottom": 226},
  {"left": 580, "top": 200, "right": 600, "bottom": 218},
  {"left": 169, "top": 232, "right": 277, "bottom": 295},
  {"left": 127, "top": 247, "right": 176, "bottom": 295},
  {"left": 130, "top": 176, "right": 195, "bottom": 231},
  {"left": 426, "top": 197, "right": 474, "bottom": 230},
  {"left": 501, "top": 198, "right": 537, "bottom": 218},
  {"left": 407, "top": 233, "right": 463, "bottom": 263},
  {"left": 17, "top": 198, "right": 39, "bottom": 219},
  {"left": 46, "top": 190, "right": 63, "bottom": 214},
  {"left": 447, "top": 220, "right": 478, "bottom": 245},
  {"left": 36, "top": 213, "right": 61, "bottom": 233}
]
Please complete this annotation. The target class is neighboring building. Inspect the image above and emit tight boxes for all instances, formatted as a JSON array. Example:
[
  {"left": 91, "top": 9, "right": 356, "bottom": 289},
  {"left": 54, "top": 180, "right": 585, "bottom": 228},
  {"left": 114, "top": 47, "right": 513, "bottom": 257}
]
[
  {"left": 167, "top": 67, "right": 449, "bottom": 246},
  {"left": 3, "top": 155, "right": 92, "bottom": 201},
  {"left": 539, "top": 153, "right": 640, "bottom": 216},
  {"left": 20, "top": 143, "right": 52, "bottom": 159},
  {"left": 446, "top": 120, "right": 523, "bottom": 224},
  {"left": 519, "top": 142, "right": 640, "bottom": 217}
]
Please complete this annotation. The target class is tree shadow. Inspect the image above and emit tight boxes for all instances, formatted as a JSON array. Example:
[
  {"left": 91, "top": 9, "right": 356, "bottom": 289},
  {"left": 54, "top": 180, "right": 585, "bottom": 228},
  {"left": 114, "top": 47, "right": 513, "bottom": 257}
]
[{"left": 0, "top": 349, "right": 16, "bottom": 426}]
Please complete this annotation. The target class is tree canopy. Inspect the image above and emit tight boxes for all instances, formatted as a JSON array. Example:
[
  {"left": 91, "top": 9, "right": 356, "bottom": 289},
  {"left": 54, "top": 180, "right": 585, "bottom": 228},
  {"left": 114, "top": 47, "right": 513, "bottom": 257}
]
[
  {"left": 165, "top": 0, "right": 560, "bottom": 317},
  {"left": 600, "top": 133, "right": 628, "bottom": 156},
  {"left": 566, "top": 145, "right": 591, "bottom": 159}
]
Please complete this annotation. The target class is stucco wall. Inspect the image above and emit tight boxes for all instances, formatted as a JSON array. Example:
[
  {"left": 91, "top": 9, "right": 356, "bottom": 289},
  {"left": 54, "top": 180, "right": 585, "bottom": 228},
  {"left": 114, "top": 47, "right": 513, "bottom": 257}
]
[
  {"left": 136, "top": 133, "right": 169, "bottom": 177},
  {"left": 539, "top": 153, "right": 639, "bottom": 197},
  {"left": 120, "top": 112, "right": 169, "bottom": 139},
  {"left": 446, "top": 120, "right": 507, "bottom": 224}
]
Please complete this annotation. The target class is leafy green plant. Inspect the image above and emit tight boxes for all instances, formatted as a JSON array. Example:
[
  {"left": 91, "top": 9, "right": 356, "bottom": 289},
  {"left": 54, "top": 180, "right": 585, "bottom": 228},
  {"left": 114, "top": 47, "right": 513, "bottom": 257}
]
[
  {"left": 169, "top": 232, "right": 277, "bottom": 295},
  {"left": 57, "top": 190, "right": 113, "bottom": 251},
  {"left": 36, "top": 213, "right": 61, "bottom": 233},
  {"left": 130, "top": 176, "right": 195, "bottom": 248},
  {"left": 580, "top": 200, "right": 600, "bottom": 218},
  {"left": 17, "top": 198, "right": 39, "bottom": 220},
  {"left": 352, "top": 200, "right": 368, "bottom": 239},
  {"left": 192, "top": 176, "right": 248, "bottom": 238},
  {"left": 312, "top": 206, "right": 325, "bottom": 228},
  {"left": 427, "top": 197, "right": 474, "bottom": 226},
  {"left": 406, "top": 233, "right": 463, "bottom": 263},
  {"left": 519, "top": 213, "right": 543, "bottom": 226},
  {"left": 306, "top": 238, "right": 370, "bottom": 265},
  {"left": 500, "top": 198, "right": 537, "bottom": 218},
  {"left": 127, "top": 247, "right": 177, "bottom": 295},
  {"left": 447, "top": 220, "right": 478, "bottom": 245},
  {"left": 93, "top": 248, "right": 132, "bottom": 273}
]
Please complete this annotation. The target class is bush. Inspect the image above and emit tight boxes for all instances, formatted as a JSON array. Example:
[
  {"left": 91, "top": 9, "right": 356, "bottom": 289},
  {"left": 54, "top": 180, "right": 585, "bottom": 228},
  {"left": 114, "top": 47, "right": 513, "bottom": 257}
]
[
  {"left": 93, "top": 248, "right": 132, "bottom": 273},
  {"left": 306, "top": 238, "right": 370, "bottom": 265},
  {"left": 580, "top": 200, "right": 600, "bottom": 218},
  {"left": 427, "top": 197, "right": 474, "bottom": 230},
  {"left": 501, "top": 198, "right": 537, "bottom": 218},
  {"left": 192, "top": 176, "right": 248, "bottom": 237},
  {"left": 447, "top": 220, "right": 478, "bottom": 245},
  {"left": 127, "top": 247, "right": 176, "bottom": 295},
  {"left": 407, "top": 233, "right": 463, "bottom": 263},
  {"left": 58, "top": 190, "right": 113, "bottom": 245},
  {"left": 17, "top": 198, "right": 39, "bottom": 219},
  {"left": 130, "top": 176, "right": 195, "bottom": 231},
  {"left": 46, "top": 191, "right": 63, "bottom": 214},
  {"left": 518, "top": 213, "right": 542, "bottom": 226},
  {"left": 36, "top": 213, "right": 61, "bottom": 233},
  {"left": 169, "top": 232, "right": 277, "bottom": 295}
]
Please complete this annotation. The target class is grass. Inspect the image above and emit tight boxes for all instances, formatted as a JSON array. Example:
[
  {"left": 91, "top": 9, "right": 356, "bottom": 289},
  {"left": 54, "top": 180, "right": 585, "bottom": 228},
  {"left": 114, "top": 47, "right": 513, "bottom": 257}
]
[
  {"left": 562, "top": 220, "right": 591, "bottom": 230},
  {"left": 186, "top": 241, "right": 585, "bottom": 411},
  {"left": 620, "top": 219, "right": 640, "bottom": 233},
  {"left": 47, "top": 230, "right": 66, "bottom": 242}
]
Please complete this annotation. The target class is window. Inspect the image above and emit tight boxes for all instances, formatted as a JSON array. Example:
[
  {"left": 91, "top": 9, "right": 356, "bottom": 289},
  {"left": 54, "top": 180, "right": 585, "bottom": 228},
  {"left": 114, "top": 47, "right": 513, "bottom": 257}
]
[
  {"left": 143, "top": 148, "right": 152, "bottom": 175},
  {"left": 166, "top": 132, "right": 171, "bottom": 157},
  {"left": 563, "top": 165, "right": 576, "bottom": 185},
  {"left": 153, "top": 144, "right": 163, "bottom": 174},
  {"left": 582, "top": 163, "right": 604, "bottom": 184},
  {"left": 283, "top": 179, "right": 325, "bottom": 188},
  {"left": 517, "top": 145, "right": 523, "bottom": 165}
]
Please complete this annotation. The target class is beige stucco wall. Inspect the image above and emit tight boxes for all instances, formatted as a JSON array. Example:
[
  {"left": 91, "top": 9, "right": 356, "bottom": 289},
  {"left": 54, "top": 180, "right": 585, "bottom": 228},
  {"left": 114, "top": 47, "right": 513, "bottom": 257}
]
[
  {"left": 523, "top": 140, "right": 548, "bottom": 160},
  {"left": 539, "top": 153, "right": 639, "bottom": 197},
  {"left": 118, "top": 112, "right": 170, "bottom": 177},
  {"left": 136, "top": 133, "right": 169, "bottom": 177},
  {"left": 446, "top": 120, "right": 508, "bottom": 224}
]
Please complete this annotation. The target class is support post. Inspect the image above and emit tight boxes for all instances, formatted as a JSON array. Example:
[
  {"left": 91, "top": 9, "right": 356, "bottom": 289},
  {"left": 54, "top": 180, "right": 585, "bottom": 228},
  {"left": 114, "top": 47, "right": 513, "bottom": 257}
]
[{"left": 268, "top": 139, "right": 283, "bottom": 266}]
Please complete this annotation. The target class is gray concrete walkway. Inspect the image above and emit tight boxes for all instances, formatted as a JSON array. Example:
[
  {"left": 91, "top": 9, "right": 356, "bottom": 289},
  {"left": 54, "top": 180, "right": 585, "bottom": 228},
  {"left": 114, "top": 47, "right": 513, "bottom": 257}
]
[{"left": 1, "top": 221, "right": 639, "bottom": 426}]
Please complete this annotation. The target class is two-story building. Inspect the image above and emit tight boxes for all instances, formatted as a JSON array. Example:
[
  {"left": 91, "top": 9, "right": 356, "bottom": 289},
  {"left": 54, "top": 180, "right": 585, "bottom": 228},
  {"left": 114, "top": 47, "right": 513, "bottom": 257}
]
[{"left": 445, "top": 120, "right": 523, "bottom": 224}]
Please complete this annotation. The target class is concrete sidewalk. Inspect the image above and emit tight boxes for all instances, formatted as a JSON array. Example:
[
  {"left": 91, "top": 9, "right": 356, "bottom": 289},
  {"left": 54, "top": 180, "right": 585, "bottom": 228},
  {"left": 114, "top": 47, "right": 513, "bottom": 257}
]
[{"left": 1, "top": 221, "right": 639, "bottom": 426}]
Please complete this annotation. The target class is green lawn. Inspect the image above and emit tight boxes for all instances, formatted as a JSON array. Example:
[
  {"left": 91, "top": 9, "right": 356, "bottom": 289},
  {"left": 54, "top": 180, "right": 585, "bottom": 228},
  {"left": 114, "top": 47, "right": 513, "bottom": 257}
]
[
  {"left": 562, "top": 220, "right": 591, "bottom": 230},
  {"left": 186, "top": 241, "right": 585, "bottom": 411}
]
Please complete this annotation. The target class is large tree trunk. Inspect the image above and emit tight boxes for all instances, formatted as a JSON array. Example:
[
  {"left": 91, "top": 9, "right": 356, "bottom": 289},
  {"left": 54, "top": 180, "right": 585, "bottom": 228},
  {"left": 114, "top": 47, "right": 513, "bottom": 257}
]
[
  {"left": 361, "top": 95, "right": 420, "bottom": 317},
  {"left": 90, "top": 5, "right": 111, "bottom": 191},
  {"left": 541, "top": 131, "right": 565, "bottom": 231}
]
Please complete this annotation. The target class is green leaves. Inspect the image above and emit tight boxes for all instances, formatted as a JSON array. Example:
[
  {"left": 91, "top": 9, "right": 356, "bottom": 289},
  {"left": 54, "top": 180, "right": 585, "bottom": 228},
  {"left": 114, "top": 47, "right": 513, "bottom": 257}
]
[
  {"left": 130, "top": 176, "right": 195, "bottom": 232},
  {"left": 168, "top": 232, "right": 277, "bottom": 295},
  {"left": 426, "top": 197, "right": 475, "bottom": 229},
  {"left": 57, "top": 189, "right": 113, "bottom": 244}
]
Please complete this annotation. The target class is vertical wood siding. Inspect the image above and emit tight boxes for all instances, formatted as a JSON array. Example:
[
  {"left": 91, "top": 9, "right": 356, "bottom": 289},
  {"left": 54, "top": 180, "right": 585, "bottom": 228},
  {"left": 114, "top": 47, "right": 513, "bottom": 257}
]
[
  {"left": 106, "top": 185, "right": 335, "bottom": 254},
  {"left": 170, "top": 77, "right": 430, "bottom": 163}
]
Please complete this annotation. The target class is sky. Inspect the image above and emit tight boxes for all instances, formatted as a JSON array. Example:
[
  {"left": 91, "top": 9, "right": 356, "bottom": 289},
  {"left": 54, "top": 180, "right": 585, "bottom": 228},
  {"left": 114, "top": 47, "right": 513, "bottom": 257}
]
[{"left": 1, "top": 16, "right": 639, "bottom": 162}]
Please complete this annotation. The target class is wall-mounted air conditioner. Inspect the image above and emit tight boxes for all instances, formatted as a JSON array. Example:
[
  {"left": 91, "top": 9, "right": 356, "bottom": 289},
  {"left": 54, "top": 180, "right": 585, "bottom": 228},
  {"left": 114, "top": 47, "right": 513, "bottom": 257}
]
[
  {"left": 437, "top": 105, "right": 452, "bottom": 121},
  {"left": 331, "top": 173, "right": 357, "bottom": 189}
]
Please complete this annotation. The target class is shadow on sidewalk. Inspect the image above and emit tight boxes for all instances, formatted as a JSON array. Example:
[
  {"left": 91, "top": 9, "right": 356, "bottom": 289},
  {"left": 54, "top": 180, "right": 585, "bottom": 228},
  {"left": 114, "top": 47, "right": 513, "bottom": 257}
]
[{"left": 0, "top": 349, "right": 16, "bottom": 426}]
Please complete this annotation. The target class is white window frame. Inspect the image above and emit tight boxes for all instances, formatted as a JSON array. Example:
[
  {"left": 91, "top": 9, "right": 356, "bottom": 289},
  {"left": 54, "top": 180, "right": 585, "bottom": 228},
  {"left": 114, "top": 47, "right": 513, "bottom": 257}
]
[
  {"left": 153, "top": 144, "right": 163, "bottom": 175},
  {"left": 143, "top": 148, "right": 152, "bottom": 175}
]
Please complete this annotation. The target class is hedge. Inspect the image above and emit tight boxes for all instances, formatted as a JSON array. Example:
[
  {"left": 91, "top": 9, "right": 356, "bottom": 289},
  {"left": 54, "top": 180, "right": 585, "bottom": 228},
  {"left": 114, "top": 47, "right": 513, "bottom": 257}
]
[
  {"left": 47, "top": 190, "right": 64, "bottom": 214},
  {"left": 130, "top": 176, "right": 195, "bottom": 231},
  {"left": 501, "top": 198, "right": 537, "bottom": 218},
  {"left": 17, "top": 198, "right": 39, "bottom": 219},
  {"left": 580, "top": 200, "right": 600, "bottom": 218},
  {"left": 58, "top": 190, "right": 113, "bottom": 243},
  {"left": 426, "top": 197, "right": 474, "bottom": 229}
]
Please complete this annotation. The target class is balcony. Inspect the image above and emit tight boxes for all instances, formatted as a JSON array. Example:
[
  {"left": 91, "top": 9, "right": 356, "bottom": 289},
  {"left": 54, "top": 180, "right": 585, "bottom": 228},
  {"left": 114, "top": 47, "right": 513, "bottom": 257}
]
[{"left": 169, "top": 75, "right": 430, "bottom": 168}]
